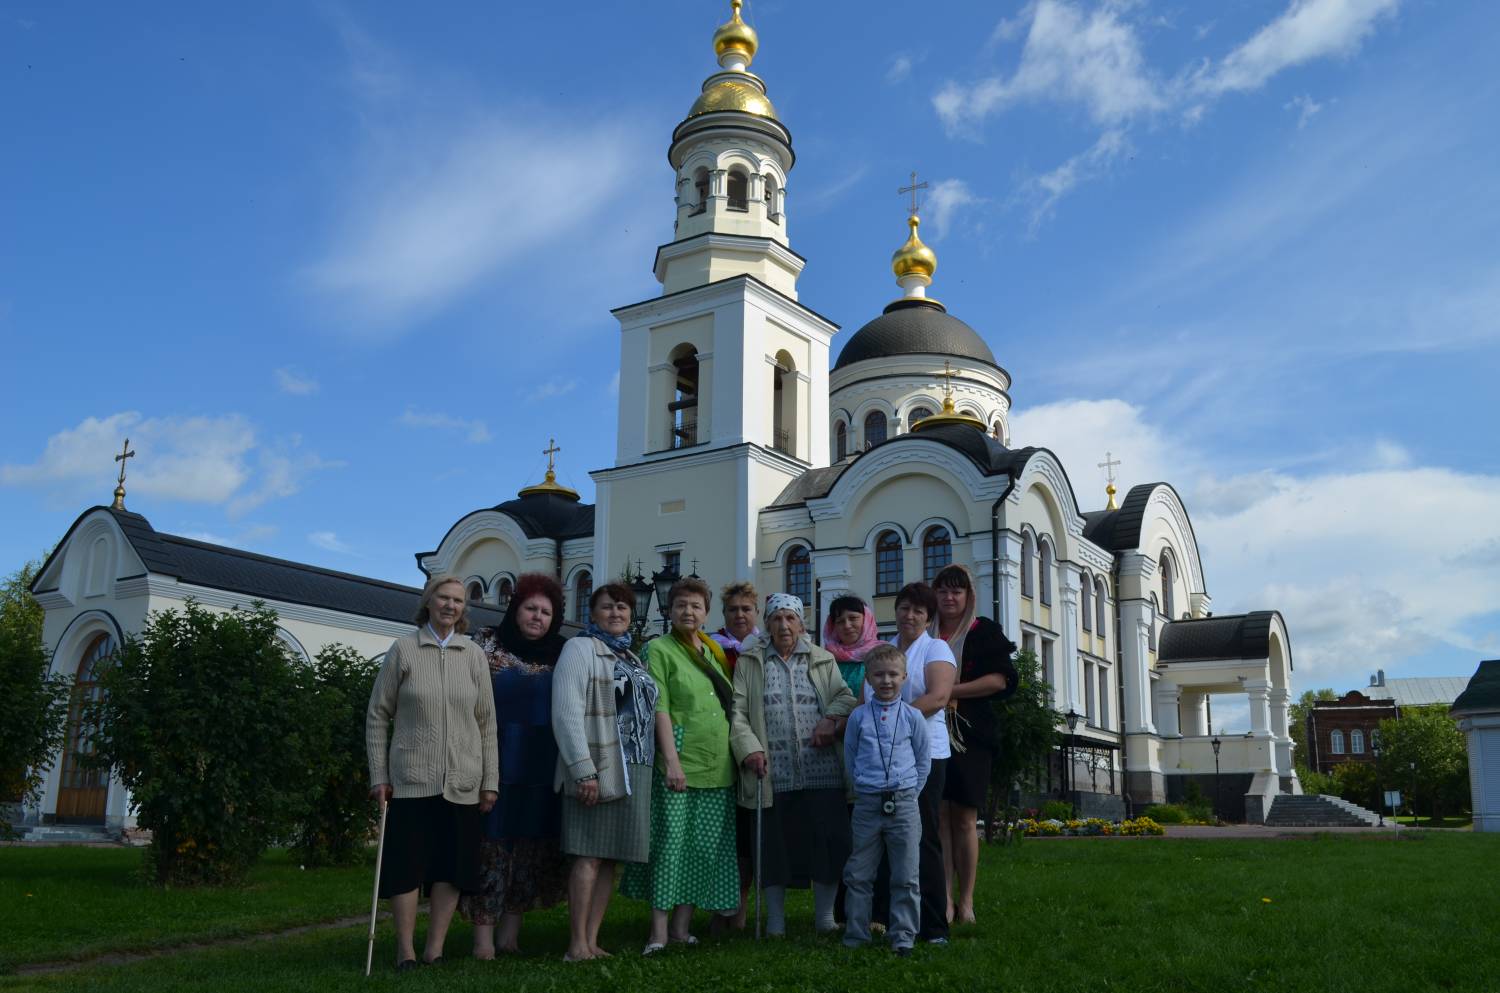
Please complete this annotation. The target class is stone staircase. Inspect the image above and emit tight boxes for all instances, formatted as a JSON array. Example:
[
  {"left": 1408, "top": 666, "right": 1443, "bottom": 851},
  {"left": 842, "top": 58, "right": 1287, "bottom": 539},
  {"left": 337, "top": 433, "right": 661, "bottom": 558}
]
[
  {"left": 1265, "top": 793, "right": 1384, "bottom": 827},
  {"left": 19, "top": 824, "right": 120, "bottom": 844}
]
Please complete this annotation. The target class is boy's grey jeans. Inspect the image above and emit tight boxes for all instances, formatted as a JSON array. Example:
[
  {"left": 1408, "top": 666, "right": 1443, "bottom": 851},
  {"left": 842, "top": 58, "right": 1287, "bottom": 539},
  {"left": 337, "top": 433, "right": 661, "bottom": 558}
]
[{"left": 842, "top": 789, "right": 921, "bottom": 949}]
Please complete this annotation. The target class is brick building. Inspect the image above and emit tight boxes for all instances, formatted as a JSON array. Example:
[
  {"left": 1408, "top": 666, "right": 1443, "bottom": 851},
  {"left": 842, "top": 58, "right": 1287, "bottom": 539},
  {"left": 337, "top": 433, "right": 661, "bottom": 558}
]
[{"left": 1305, "top": 670, "right": 1471, "bottom": 774}]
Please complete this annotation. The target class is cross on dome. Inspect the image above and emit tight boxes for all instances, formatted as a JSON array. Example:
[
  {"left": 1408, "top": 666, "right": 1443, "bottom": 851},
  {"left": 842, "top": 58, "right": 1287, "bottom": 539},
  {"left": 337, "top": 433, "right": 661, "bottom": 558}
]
[
  {"left": 112, "top": 438, "right": 135, "bottom": 510},
  {"left": 1098, "top": 451, "right": 1122, "bottom": 510}
]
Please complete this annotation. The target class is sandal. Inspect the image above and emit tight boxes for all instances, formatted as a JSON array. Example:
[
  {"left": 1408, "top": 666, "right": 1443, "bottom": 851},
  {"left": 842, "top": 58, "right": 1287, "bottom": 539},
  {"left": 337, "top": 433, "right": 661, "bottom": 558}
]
[
  {"left": 642, "top": 942, "right": 667, "bottom": 956},
  {"left": 669, "top": 934, "right": 698, "bottom": 945}
]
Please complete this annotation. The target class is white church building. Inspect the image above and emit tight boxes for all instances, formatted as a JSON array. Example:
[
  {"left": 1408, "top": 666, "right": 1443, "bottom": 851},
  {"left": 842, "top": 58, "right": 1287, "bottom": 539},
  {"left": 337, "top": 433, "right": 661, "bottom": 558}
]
[{"left": 24, "top": 3, "right": 1299, "bottom": 833}]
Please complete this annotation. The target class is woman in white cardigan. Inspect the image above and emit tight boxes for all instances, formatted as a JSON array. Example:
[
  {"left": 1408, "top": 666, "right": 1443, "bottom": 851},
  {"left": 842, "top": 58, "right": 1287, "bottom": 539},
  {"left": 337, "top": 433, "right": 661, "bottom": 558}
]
[
  {"left": 366, "top": 575, "right": 498, "bottom": 972},
  {"left": 551, "top": 581, "right": 658, "bottom": 961}
]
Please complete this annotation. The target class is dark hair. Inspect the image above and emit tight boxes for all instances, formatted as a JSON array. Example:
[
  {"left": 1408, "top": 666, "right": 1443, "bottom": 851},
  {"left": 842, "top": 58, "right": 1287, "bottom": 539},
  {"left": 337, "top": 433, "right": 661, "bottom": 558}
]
[
  {"left": 668, "top": 576, "right": 712, "bottom": 609},
  {"left": 932, "top": 565, "right": 973, "bottom": 592},
  {"left": 513, "top": 572, "right": 565, "bottom": 621},
  {"left": 894, "top": 581, "right": 938, "bottom": 618},
  {"left": 828, "top": 595, "right": 865, "bottom": 620},
  {"left": 590, "top": 580, "right": 635, "bottom": 615}
]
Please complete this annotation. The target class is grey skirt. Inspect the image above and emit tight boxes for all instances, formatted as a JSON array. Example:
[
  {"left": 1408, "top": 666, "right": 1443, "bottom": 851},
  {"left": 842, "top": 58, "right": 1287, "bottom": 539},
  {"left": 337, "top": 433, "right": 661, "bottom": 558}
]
[{"left": 560, "top": 762, "right": 651, "bottom": 864}]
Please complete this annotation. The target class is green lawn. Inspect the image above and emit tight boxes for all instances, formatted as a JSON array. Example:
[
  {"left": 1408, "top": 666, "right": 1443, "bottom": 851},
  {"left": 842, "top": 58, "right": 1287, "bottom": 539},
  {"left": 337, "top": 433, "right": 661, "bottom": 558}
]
[
  {"left": 1390, "top": 814, "right": 1472, "bottom": 829},
  {"left": 5, "top": 833, "right": 1499, "bottom": 992}
]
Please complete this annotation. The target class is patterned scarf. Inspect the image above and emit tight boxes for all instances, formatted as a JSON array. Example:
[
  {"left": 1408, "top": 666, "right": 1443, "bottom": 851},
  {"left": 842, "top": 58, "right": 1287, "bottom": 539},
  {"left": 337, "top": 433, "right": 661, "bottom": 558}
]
[
  {"left": 710, "top": 626, "right": 760, "bottom": 654},
  {"left": 822, "top": 600, "right": 882, "bottom": 663},
  {"left": 583, "top": 621, "right": 633, "bottom": 653}
]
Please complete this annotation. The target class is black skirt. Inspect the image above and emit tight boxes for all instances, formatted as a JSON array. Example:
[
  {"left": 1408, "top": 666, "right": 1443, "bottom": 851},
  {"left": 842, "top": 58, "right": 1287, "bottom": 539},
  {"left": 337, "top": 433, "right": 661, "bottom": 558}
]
[
  {"left": 737, "top": 787, "right": 850, "bottom": 889},
  {"left": 378, "top": 795, "right": 482, "bottom": 898},
  {"left": 943, "top": 745, "right": 993, "bottom": 810}
]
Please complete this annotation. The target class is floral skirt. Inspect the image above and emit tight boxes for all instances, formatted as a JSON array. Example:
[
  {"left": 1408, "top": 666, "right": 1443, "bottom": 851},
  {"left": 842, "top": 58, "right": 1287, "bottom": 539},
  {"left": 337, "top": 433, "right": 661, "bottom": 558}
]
[
  {"left": 618, "top": 773, "right": 739, "bottom": 912},
  {"left": 457, "top": 836, "right": 568, "bottom": 923}
]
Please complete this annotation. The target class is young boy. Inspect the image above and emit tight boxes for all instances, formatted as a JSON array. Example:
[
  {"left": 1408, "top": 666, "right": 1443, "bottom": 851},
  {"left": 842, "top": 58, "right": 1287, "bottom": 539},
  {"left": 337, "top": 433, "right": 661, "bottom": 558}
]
[{"left": 841, "top": 643, "right": 931, "bottom": 955}]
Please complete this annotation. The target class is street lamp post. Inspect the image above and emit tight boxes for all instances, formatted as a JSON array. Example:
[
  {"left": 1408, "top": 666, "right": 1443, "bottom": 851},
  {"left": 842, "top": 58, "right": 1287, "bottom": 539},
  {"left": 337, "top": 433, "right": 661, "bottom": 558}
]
[
  {"left": 1211, "top": 735, "right": 1222, "bottom": 824},
  {"left": 650, "top": 563, "right": 681, "bottom": 636},
  {"left": 627, "top": 561, "right": 654, "bottom": 645},
  {"left": 1371, "top": 730, "right": 1384, "bottom": 827},
  {"left": 1409, "top": 759, "right": 1418, "bottom": 827},
  {"left": 1065, "top": 708, "right": 1080, "bottom": 816}
]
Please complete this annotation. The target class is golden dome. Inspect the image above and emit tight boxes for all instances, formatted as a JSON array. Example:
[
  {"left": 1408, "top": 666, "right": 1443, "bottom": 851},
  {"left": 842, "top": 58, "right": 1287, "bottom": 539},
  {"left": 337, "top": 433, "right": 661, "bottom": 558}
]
[
  {"left": 891, "top": 214, "right": 937, "bottom": 280},
  {"left": 910, "top": 394, "right": 987, "bottom": 434},
  {"left": 714, "top": 0, "right": 758, "bottom": 65},
  {"left": 688, "top": 78, "right": 778, "bottom": 119}
]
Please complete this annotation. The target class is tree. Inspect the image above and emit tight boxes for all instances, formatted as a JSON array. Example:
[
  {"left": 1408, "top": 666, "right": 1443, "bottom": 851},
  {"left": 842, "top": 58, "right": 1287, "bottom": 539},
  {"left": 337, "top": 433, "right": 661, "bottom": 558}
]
[
  {"left": 293, "top": 643, "right": 382, "bottom": 867},
  {"left": 90, "top": 600, "right": 323, "bottom": 885},
  {"left": 1288, "top": 687, "right": 1336, "bottom": 778},
  {"left": 986, "top": 648, "right": 1061, "bottom": 837},
  {"left": 0, "top": 560, "right": 72, "bottom": 837},
  {"left": 1329, "top": 760, "right": 1380, "bottom": 812},
  {"left": 1375, "top": 707, "right": 1469, "bottom": 823}
]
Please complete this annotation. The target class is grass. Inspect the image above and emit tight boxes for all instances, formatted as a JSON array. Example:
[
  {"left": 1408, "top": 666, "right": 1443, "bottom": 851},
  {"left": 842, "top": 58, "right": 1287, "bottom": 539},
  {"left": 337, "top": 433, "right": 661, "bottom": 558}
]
[
  {"left": 1390, "top": 814, "right": 1472, "bottom": 829},
  {"left": 4, "top": 832, "right": 1499, "bottom": 992}
]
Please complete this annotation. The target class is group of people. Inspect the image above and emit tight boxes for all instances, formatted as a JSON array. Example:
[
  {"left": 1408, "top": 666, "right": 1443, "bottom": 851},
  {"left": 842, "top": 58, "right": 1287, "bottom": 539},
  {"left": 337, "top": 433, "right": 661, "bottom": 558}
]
[{"left": 365, "top": 562, "right": 1018, "bottom": 970}]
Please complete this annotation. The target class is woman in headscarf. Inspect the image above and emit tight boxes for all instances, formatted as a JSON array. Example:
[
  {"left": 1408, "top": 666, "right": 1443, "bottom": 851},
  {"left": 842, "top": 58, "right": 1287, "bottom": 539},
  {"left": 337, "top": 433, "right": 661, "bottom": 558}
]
[
  {"left": 619, "top": 576, "right": 739, "bottom": 954},
  {"left": 731, "top": 593, "right": 858, "bottom": 935},
  {"left": 459, "top": 572, "right": 570, "bottom": 957},
  {"left": 365, "top": 575, "right": 497, "bottom": 971},
  {"left": 821, "top": 595, "right": 883, "bottom": 697},
  {"left": 552, "top": 581, "right": 658, "bottom": 961},
  {"left": 930, "top": 564, "right": 1018, "bottom": 925}
]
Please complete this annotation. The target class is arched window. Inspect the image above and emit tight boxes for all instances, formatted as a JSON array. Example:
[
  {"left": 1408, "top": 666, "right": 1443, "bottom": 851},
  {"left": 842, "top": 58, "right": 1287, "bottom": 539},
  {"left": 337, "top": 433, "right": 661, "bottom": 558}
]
[
  {"left": 992, "top": 419, "right": 1004, "bottom": 441},
  {"left": 1081, "top": 571, "right": 1093, "bottom": 633},
  {"left": 875, "top": 530, "right": 903, "bottom": 595},
  {"left": 57, "top": 634, "right": 115, "bottom": 822},
  {"left": 727, "top": 169, "right": 749, "bottom": 211},
  {"left": 1095, "top": 577, "right": 1108, "bottom": 641},
  {"left": 496, "top": 577, "right": 514, "bottom": 611},
  {"left": 772, "top": 350, "right": 796, "bottom": 456},
  {"left": 922, "top": 526, "right": 952, "bottom": 581},
  {"left": 669, "top": 344, "right": 699, "bottom": 449},
  {"left": 1351, "top": 729, "right": 1365, "bottom": 755},
  {"left": 907, "top": 406, "right": 933, "bottom": 430},
  {"left": 1020, "top": 532, "right": 1035, "bottom": 599},
  {"left": 1038, "top": 538, "right": 1054, "bottom": 607},
  {"left": 863, "top": 410, "right": 887, "bottom": 448},
  {"left": 1330, "top": 729, "right": 1346, "bottom": 754},
  {"left": 785, "top": 545, "right": 812, "bottom": 603},
  {"left": 1159, "top": 551, "right": 1175, "bottom": 621},
  {"left": 764, "top": 173, "right": 779, "bottom": 222},
  {"left": 835, "top": 421, "right": 848, "bottom": 461},
  {"left": 466, "top": 581, "right": 484, "bottom": 603},
  {"left": 691, "top": 167, "right": 709, "bottom": 216},
  {"left": 573, "top": 570, "right": 592, "bottom": 624},
  {"left": 1147, "top": 593, "right": 1158, "bottom": 651}
]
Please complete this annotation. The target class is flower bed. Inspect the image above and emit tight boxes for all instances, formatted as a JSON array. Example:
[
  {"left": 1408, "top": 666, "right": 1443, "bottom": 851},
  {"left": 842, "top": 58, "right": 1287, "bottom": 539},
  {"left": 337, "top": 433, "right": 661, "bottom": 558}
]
[{"left": 1011, "top": 816, "right": 1165, "bottom": 837}]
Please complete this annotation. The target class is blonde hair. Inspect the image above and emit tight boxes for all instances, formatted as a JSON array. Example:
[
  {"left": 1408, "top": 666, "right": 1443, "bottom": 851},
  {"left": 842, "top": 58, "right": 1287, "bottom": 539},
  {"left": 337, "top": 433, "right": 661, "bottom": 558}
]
[
  {"left": 863, "top": 643, "right": 907, "bottom": 674},
  {"left": 721, "top": 580, "right": 758, "bottom": 607},
  {"left": 414, "top": 574, "right": 470, "bottom": 634}
]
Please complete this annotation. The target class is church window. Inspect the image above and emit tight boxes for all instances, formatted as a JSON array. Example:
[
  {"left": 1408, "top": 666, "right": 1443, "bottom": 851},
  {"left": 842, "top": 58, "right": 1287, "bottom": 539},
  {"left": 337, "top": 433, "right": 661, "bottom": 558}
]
[
  {"left": 497, "top": 577, "right": 514, "bottom": 611},
  {"left": 727, "top": 169, "right": 749, "bottom": 211},
  {"left": 835, "top": 421, "right": 848, "bottom": 461},
  {"left": 785, "top": 545, "right": 811, "bottom": 603},
  {"left": 764, "top": 174, "right": 780, "bottom": 222},
  {"left": 992, "top": 419, "right": 1004, "bottom": 442},
  {"left": 662, "top": 549, "right": 682, "bottom": 577},
  {"left": 668, "top": 344, "right": 699, "bottom": 449},
  {"left": 875, "top": 530, "right": 903, "bottom": 595},
  {"left": 1159, "top": 551, "right": 1175, "bottom": 620},
  {"left": 57, "top": 634, "right": 114, "bottom": 817},
  {"left": 466, "top": 581, "right": 484, "bottom": 603},
  {"left": 1020, "top": 532, "right": 1035, "bottom": 599},
  {"left": 1147, "top": 594, "right": 1158, "bottom": 651},
  {"left": 863, "top": 410, "right": 887, "bottom": 448},
  {"left": 907, "top": 406, "right": 933, "bottom": 430},
  {"left": 922, "top": 526, "right": 951, "bottom": 581},
  {"left": 691, "top": 167, "right": 709, "bottom": 216},
  {"left": 1098, "top": 665, "right": 1110, "bottom": 730},
  {"left": 772, "top": 351, "right": 796, "bottom": 457},
  {"left": 573, "top": 570, "right": 592, "bottom": 624},
  {"left": 1330, "top": 730, "right": 1346, "bottom": 754},
  {"left": 1095, "top": 578, "right": 1108, "bottom": 637},
  {"left": 1351, "top": 729, "right": 1365, "bottom": 755},
  {"left": 1081, "top": 571, "right": 1093, "bottom": 632},
  {"left": 1084, "top": 660, "right": 1096, "bottom": 725},
  {"left": 1038, "top": 538, "right": 1054, "bottom": 607}
]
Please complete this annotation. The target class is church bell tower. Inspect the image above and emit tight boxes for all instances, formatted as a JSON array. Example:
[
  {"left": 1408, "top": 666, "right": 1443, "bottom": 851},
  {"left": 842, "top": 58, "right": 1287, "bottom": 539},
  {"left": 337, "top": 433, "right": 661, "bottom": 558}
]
[{"left": 592, "top": 1, "right": 836, "bottom": 586}]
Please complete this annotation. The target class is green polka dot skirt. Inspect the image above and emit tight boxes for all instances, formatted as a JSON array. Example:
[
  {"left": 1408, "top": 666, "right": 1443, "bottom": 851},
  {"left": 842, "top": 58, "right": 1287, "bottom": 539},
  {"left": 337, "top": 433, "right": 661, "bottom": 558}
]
[{"left": 619, "top": 769, "right": 740, "bottom": 912}]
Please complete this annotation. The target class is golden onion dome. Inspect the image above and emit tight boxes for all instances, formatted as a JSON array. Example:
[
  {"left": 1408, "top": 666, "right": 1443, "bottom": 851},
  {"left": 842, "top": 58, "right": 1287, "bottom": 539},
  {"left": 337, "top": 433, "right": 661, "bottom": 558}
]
[
  {"left": 714, "top": 0, "right": 759, "bottom": 65},
  {"left": 891, "top": 214, "right": 938, "bottom": 280},
  {"left": 688, "top": 78, "right": 778, "bottom": 119},
  {"left": 910, "top": 394, "right": 987, "bottom": 434}
]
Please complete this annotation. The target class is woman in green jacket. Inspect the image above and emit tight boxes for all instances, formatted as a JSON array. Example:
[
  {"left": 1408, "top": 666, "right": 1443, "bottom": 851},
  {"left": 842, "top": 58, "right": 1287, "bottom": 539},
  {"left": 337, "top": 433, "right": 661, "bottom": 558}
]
[
  {"left": 619, "top": 576, "right": 739, "bottom": 954},
  {"left": 730, "top": 593, "right": 858, "bottom": 936}
]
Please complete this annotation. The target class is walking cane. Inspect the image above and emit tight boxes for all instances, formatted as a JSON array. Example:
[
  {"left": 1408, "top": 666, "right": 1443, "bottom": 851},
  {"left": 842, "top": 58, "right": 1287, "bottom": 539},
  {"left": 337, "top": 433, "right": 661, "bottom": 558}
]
[
  {"left": 755, "top": 773, "right": 763, "bottom": 941},
  {"left": 365, "top": 798, "right": 389, "bottom": 977}
]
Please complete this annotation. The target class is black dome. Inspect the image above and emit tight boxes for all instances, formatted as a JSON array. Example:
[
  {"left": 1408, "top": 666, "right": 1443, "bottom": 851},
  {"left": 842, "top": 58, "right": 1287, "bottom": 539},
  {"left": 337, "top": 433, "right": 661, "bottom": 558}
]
[{"left": 833, "top": 299, "right": 998, "bottom": 371}]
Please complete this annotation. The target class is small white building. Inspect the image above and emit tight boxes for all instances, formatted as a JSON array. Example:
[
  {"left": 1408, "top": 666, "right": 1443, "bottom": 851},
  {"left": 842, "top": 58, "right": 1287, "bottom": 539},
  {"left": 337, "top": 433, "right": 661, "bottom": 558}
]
[{"left": 1451, "top": 660, "right": 1500, "bottom": 833}]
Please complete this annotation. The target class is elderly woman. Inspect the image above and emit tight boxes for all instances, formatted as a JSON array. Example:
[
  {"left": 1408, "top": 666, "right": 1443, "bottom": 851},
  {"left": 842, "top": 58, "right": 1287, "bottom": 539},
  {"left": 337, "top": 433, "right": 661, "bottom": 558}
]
[
  {"left": 822, "top": 595, "right": 883, "bottom": 697},
  {"left": 551, "top": 581, "right": 658, "bottom": 961},
  {"left": 731, "top": 593, "right": 858, "bottom": 935},
  {"left": 709, "top": 580, "right": 761, "bottom": 671},
  {"left": 458, "top": 573, "right": 569, "bottom": 957},
  {"left": 366, "top": 575, "right": 497, "bottom": 971},
  {"left": 931, "top": 564, "right": 1018, "bottom": 925},
  {"left": 619, "top": 577, "right": 739, "bottom": 954}
]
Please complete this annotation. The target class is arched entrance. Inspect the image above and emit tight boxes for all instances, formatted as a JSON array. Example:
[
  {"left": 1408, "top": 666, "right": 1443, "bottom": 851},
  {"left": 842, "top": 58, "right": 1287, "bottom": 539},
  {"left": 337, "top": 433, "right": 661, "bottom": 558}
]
[{"left": 56, "top": 633, "right": 113, "bottom": 823}]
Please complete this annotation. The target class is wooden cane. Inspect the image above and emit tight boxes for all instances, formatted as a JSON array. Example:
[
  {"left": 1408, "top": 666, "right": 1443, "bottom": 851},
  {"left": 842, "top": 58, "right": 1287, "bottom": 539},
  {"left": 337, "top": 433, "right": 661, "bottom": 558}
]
[
  {"left": 365, "top": 799, "right": 389, "bottom": 977},
  {"left": 754, "top": 774, "right": 763, "bottom": 941}
]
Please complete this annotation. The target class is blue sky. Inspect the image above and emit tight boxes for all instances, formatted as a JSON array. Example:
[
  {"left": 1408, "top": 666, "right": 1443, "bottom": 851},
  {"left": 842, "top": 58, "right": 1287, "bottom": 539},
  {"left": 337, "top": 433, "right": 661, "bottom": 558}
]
[{"left": 3, "top": 0, "right": 1497, "bottom": 717}]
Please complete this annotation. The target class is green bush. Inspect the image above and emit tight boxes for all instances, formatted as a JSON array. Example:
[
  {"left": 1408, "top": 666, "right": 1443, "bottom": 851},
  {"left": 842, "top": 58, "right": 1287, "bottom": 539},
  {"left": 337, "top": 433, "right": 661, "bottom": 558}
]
[
  {"left": 0, "top": 560, "right": 71, "bottom": 835},
  {"left": 1141, "top": 803, "right": 1188, "bottom": 824},
  {"left": 90, "top": 600, "right": 323, "bottom": 886},
  {"left": 292, "top": 643, "right": 381, "bottom": 867},
  {"left": 986, "top": 648, "right": 1061, "bottom": 834},
  {"left": 1039, "top": 799, "right": 1073, "bottom": 821}
]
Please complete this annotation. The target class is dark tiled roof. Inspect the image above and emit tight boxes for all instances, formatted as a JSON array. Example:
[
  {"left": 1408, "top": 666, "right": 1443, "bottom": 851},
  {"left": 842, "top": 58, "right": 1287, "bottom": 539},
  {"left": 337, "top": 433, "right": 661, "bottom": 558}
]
[
  {"left": 1451, "top": 660, "right": 1500, "bottom": 714},
  {"left": 1158, "top": 611, "right": 1283, "bottom": 663},
  {"left": 492, "top": 491, "right": 595, "bottom": 540},
  {"left": 768, "top": 464, "right": 850, "bottom": 508},
  {"left": 1081, "top": 483, "right": 1162, "bottom": 550},
  {"left": 833, "top": 299, "right": 999, "bottom": 371}
]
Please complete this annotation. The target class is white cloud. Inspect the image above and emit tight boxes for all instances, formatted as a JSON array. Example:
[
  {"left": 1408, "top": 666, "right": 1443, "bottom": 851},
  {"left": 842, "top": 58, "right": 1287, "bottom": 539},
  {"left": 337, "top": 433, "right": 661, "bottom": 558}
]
[
  {"left": 1016, "top": 129, "right": 1130, "bottom": 234},
  {"left": 228, "top": 444, "right": 343, "bottom": 519},
  {"left": 397, "top": 407, "right": 491, "bottom": 444},
  {"left": 925, "top": 179, "right": 982, "bottom": 239},
  {"left": 308, "top": 530, "right": 353, "bottom": 554},
  {"left": 274, "top": 367, "right": 319, "bottom": 396},
  {"left": 1284, "top": 93, "right": 1323, "bottom": 128},
  {"left": 1196, "top": 0, "right": 1400, "bottom": 95},
  {"left": 527, "top": 378, "right": 577, "bottom": 403},
  {"left": 886, "top": 54, "right": 914, "bottom": 84}
]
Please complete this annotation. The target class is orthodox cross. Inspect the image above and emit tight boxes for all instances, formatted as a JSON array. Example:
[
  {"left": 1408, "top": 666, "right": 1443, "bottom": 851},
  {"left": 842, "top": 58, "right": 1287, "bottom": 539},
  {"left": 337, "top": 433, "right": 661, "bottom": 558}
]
[
  {"left": 1098, "top": 451, "right": 1122, "bottom": 510},
  {"left": 898, "top": 170, "right": 928, "bottom": 216},
  {"left": 543, "top": 438, "right": 561, "bottom": 473},
  {"left": 111, "top": 438, "right": 136, "bottom": 510}
]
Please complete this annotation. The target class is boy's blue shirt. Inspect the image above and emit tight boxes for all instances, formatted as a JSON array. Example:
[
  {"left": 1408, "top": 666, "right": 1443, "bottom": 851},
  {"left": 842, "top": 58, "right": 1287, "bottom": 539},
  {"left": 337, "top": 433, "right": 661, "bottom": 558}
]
[{"left": 843, "top": 698, "right": 931, "bottom": 794}]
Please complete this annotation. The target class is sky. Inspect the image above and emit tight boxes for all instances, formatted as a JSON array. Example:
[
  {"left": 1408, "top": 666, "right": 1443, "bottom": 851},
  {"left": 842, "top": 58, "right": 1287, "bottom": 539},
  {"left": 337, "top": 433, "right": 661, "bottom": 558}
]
[{"left": 3, "top": 0, "right": 1498, "bottom": 727}]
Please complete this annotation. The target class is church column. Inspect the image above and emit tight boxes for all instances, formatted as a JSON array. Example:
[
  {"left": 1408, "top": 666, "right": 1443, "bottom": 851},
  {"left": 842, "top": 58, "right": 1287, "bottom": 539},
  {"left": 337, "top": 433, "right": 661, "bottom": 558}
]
[
  {"left": 996, "top": 532, "right": 1022, "bottom": 642},
  {"left": 812, "top": 550, "right": 852, "bottom": 635},
  {"left": 794, "top": 370, "right": 811, "bottom": 461},
  {"left": 1059, "top": 564, "right": 1082, "bottom": 715},
  {"left": 1270, "top": 686, "right": 1293, "bottom": 774},
  {"left": 1154, "top": 683, "right": 1181, "bottom": 738},
  {"left": 1246, "top": 678, "right": 1272, "bottom": 738},
  {"left": 748, "top": 173, "right": 767, "bottom": 222},
  {"left": 1119, "top": 599, "right": 1156, "bottom": 735},
  {"left": 708, "top": 168, "right": 728, "bottom": 219},
  {"left": 1181, "top": 690, "right": 1208, "bottom": 737}
]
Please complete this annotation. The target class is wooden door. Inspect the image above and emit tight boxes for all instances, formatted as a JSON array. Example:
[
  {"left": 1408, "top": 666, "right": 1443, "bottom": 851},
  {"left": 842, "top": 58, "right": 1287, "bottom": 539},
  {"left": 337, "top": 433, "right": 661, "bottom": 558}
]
[{"left": 55, "top": 634, "right": 112, "bottom": 823}]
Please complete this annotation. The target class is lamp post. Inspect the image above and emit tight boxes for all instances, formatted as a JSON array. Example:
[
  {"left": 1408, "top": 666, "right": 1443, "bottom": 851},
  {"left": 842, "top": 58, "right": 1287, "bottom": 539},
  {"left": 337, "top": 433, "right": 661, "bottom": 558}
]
[
  {"left": 1211, "top": 735, "right": 1222, "bottom": 824},
  {"left": 1065, "top": 708, "right": 1080, "bottom": 816},
  {"left": 1371, "top": 730, "right": 1384, "bottom": 827},
  {"left": 1409, "top": 759, "right": 1418, "bottom": 827},
  {"left": 651, "top": 562, "right": 681, "bottom": 636},
  {"left": 628, "top": 561, "right": 654, "bottom": 645}
]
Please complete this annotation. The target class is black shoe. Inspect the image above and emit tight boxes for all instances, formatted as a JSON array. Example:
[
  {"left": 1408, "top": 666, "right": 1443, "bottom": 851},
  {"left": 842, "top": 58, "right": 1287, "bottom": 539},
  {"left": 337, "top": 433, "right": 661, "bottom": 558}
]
[{"left": 396, "top": 959, "right": 419, "bottom": 973}]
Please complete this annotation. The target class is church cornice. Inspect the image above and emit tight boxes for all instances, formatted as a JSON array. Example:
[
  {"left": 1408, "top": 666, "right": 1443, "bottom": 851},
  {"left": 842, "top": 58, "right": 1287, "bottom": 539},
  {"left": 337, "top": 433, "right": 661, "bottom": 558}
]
[
  {"left": 652, "top": 231, "right": 807, "bottom": 279},
  {"left": 612, "top": 273, "right": 839, "bottom": 342},
  {"left": 592, "top": 441, "right": 807, "bottom": 482}
]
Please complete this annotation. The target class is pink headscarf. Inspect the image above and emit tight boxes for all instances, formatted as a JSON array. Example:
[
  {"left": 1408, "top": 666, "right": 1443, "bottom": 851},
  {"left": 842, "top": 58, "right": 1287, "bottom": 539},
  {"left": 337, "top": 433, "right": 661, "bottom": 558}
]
[{"left": 822, "top": 598, "right": 882, "bottom": 663}]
